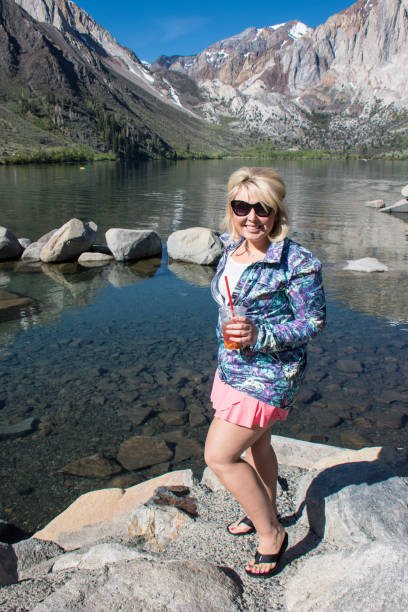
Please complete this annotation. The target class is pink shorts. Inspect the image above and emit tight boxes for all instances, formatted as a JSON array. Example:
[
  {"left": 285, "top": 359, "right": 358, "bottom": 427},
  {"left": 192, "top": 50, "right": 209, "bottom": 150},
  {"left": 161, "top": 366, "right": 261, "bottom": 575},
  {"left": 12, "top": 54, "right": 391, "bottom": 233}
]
[{"left": 210, "top": 370, "right": 289, "bottom": 429}]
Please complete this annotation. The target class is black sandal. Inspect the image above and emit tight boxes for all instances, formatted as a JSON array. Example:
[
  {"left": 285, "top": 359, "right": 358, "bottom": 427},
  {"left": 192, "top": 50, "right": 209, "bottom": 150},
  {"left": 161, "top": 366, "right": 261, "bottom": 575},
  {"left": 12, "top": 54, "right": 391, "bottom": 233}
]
[
  {"left": 227, "top": 516, "right": 255, "bottom": 536},
  {"left": 245, "top": 532, "right": 288, "bottom": 578}
]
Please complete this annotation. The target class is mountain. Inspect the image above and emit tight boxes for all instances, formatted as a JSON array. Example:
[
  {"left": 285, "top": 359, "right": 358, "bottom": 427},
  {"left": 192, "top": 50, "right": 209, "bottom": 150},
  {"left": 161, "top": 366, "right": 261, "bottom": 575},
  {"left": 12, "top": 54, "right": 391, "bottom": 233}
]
[
  {"left": 152, "top": 0, "right": 408, "bottom": 153},
  {"left": 2, "top": 0, "right": 408, "bottom": 159},
  {"left": 0, "top": 0, "right": 244, "bottom": 160}
]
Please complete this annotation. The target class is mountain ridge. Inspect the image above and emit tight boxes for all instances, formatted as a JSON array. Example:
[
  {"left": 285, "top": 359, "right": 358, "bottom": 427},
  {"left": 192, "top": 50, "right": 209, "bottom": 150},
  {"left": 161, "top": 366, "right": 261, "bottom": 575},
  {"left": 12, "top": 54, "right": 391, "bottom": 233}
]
[
  {"left": 152, "top": 0, "right": 408, "bottom": 153},
  {"left": 2, "top": 0, "right": 408, "bottom": 160}
]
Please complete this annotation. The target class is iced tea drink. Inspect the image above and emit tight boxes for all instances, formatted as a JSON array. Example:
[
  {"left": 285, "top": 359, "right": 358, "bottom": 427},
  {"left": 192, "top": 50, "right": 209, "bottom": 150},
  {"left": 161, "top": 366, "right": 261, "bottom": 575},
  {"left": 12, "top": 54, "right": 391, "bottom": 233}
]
[{"left": 219, "top": 306, "right": 247, "bottom": 350}]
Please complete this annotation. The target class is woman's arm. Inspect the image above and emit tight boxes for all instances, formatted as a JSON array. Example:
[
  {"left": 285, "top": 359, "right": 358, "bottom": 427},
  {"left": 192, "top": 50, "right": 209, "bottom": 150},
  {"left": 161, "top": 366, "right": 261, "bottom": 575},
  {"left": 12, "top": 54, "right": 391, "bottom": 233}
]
[{"left": 252, "top": 266, "right": 326, "bottom": 352}]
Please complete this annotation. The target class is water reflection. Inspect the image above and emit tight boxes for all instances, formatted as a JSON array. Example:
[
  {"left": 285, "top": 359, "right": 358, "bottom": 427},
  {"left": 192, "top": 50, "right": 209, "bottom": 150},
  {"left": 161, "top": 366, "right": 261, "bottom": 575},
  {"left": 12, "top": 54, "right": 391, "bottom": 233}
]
[
  {"left": 168, "top": 261, "right": 215, "bottom": 287},
  {"left": 0, "top": 258, "right": 163, "bottom": 344}
]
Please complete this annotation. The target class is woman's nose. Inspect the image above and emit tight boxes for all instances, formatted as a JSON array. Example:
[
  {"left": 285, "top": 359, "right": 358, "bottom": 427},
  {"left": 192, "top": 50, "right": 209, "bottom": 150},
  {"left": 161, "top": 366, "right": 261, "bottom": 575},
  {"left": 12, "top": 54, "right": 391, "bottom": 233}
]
[{"left": 247, "top": 207, "right": 258, "bottom": 221}]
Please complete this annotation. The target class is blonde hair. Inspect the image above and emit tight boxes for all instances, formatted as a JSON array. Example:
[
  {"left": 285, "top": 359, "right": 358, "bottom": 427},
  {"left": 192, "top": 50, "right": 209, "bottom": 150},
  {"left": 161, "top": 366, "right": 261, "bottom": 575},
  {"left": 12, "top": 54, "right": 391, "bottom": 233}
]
[{"left": 224, "top": 167, "right": 289, "bottom": 242}]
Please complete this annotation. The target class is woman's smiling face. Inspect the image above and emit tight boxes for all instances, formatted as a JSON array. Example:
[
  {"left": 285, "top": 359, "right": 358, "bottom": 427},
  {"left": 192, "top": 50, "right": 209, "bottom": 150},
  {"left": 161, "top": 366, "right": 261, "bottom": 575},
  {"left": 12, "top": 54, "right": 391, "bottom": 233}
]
[{"left": 231, "top": 187, "right": 276, "bottom": 246}]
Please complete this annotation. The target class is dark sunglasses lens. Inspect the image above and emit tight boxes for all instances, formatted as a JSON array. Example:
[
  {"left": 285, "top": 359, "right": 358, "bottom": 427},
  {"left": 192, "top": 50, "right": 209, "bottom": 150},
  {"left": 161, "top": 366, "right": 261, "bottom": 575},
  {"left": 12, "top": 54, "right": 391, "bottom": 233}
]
[
  {"left": 253, "top": 203, "right": 271, "bottom": 217},
  {"left": 231, "top": 200, "right": 250, "bottom": 215}
]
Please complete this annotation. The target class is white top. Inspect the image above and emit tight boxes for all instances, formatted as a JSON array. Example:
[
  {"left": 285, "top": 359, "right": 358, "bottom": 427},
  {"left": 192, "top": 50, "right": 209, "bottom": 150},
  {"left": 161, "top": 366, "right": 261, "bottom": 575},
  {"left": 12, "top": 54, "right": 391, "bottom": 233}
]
[{"left": 219, "top": 255, "right": 251, "bottom": 304}]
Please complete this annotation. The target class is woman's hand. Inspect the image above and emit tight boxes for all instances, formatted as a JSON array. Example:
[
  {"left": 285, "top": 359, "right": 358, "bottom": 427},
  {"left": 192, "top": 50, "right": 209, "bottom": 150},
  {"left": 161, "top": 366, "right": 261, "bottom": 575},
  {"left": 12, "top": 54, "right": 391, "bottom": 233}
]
[{"left": 224, "top": 316, "right": 258, "bottom": 348}]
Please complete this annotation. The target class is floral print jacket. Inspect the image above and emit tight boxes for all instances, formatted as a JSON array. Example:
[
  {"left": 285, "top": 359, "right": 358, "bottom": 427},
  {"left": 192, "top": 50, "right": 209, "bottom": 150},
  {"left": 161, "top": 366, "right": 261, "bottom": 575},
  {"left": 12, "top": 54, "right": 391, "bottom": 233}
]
[{"left": 211, "top": 236, "right": 326, "bottom": 408}]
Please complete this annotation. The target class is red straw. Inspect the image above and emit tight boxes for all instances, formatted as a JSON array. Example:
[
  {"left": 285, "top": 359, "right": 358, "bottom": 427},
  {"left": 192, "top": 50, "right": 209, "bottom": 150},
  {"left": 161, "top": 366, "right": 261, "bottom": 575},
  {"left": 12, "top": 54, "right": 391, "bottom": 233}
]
[{"left": 224, "top": 276, "right": 234, "bottom": 315}]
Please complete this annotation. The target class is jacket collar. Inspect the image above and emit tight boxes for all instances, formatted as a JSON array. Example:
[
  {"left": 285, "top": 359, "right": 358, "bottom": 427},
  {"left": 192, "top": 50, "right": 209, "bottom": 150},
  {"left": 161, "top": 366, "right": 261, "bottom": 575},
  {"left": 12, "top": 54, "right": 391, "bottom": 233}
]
[{"left": 225, "top": 237, "right": 286, "bottom": 264}]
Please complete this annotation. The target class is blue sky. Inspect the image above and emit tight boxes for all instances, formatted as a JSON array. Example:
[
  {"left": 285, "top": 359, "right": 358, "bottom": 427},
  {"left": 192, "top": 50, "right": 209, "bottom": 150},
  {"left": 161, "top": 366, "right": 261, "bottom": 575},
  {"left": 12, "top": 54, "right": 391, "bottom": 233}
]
[{"left": 79, "top": 1, "right": 355, "bottom": 62}]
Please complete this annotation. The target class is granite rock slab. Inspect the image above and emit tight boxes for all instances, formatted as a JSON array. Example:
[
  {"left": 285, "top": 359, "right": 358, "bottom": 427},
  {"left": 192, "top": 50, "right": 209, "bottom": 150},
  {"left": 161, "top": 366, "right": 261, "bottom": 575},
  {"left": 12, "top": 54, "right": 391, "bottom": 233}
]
[
  {"left": 286, "top": 541, "right": 408, "bottom": 612},
  {"left": 295, "top": 461, "right": 408, "bottom": 545}
]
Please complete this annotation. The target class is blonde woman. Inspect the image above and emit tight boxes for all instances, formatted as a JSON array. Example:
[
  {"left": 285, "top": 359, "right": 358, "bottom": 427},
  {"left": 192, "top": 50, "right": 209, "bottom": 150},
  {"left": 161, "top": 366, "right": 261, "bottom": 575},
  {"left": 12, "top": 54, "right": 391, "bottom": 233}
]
[{"left": 204, "top": 167, "right": 326, "bottom": 577}]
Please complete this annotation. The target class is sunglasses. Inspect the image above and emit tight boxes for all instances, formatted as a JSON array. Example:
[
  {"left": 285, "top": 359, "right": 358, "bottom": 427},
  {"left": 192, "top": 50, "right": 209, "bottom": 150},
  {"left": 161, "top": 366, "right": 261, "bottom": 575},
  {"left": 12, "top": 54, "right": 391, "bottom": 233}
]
[{"left": 230, "top": 200, "right": 273, "bottom": 217}]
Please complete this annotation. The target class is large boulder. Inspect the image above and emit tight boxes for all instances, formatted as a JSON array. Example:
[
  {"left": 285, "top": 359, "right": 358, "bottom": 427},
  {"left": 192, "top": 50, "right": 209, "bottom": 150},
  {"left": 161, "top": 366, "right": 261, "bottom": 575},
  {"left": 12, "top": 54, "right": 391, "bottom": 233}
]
[
  {"left": 295, "top": 462, "right": 408, "bottom": 546},
  {"left": 167, "top": 227, "right": 223, "bottom": 265},
  {"left": 21, "top": 229, "right": 58, "bottom": 262},
  {"left": 270, "top": 435, "right": 345, "bottom": 469},
  {"left": 33, "top": 556, "right": 241, "bottom": 611},
  {"left": 0, "top": 227, "right": 24, "bottom": 261},
  {"left": 286, "top": 541, "right": 408, "bottom": 612},
  {"left": 34, "top": 470, "right": 194, "bottom": 550},
  {"left": 40, "top": 219, "right": 97, "bottom": 263},
  {"left": 105, "top": 229, "right": 162, "bottom": 261}
]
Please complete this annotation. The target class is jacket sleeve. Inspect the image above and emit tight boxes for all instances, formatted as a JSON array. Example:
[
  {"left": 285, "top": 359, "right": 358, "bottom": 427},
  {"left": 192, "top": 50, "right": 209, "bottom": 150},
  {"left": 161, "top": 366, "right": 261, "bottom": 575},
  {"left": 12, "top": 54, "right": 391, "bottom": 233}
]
[{"left": 252, "top": 262, "right": 326, "bottom": 352}]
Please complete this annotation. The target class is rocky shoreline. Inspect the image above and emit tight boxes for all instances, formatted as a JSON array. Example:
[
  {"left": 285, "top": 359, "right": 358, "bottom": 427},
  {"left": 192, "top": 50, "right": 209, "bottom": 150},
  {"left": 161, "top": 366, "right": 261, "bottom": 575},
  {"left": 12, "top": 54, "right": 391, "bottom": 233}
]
[{"left": 1, "top": 436, "right": 407, "bottom": 611}]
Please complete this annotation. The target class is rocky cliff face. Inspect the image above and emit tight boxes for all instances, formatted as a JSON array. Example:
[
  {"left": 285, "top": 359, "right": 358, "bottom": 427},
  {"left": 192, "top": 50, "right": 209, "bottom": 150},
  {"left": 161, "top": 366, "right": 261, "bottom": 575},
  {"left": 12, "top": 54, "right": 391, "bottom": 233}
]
[
  {"left": 0, "top": 0, "right": 243, "bottom": 159},
  {"left": 153, "top": 0, "right": 408, "bottom": 152},
  {"left": 14, "top": 0, "right": 157, "bottom": 94}
]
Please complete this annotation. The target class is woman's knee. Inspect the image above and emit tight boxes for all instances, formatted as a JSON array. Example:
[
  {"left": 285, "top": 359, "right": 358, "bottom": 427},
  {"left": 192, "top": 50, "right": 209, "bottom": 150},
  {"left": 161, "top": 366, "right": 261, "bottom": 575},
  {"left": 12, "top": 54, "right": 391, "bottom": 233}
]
[{"left": 204, "top": 443, "right": 234, "bottom": 472}]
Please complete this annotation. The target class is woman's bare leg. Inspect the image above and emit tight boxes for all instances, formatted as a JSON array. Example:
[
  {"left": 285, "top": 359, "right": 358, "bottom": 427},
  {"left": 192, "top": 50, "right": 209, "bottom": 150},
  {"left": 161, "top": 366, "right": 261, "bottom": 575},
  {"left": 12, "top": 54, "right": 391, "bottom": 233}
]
[
  {"left": 228, "top": 427, "right": 279, "bottom": 534},
  {"left": 205, "top": 418, "right": 285, "bottom": 573}
]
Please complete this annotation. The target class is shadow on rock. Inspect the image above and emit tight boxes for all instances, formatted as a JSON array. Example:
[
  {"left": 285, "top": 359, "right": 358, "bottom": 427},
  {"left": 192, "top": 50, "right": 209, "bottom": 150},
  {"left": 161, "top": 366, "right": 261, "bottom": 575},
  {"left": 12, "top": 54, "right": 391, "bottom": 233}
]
[{"left": 281, "top": 454, "right": 408, "bottom": 569}]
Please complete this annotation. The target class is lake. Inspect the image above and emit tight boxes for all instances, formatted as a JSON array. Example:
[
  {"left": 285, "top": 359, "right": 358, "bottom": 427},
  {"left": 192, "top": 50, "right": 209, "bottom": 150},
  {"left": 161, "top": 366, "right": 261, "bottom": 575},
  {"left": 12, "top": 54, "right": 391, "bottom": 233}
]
[{"left": 0, "top": 158, "right": 407, "bottom": 534}]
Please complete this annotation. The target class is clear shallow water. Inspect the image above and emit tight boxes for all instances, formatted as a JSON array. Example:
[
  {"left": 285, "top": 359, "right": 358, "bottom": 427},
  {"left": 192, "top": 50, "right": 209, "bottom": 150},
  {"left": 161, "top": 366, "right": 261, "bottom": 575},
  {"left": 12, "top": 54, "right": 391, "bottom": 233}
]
[{"left": 0, "top": 159, "right": 407, "bottom": 533}]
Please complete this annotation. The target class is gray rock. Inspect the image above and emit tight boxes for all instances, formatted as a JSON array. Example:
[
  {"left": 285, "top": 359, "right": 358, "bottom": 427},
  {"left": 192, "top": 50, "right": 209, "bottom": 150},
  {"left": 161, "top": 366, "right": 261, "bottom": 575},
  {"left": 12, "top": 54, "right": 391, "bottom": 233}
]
[
  {"left": 33, "top": 556, "right": 241, "bottom": 611},
  {"left": 40, "top": 219, "right": 97, "bottom": 263},
  {"left": 37, "top": 229, "right": 58, "bottom": 243},
  {"left": 167, "top": 227, "right": 223, "bottom": 265},
  {"left": 286, "top": 541, "right": 408, "bottom": 612},
  {"left": 59, "top": 454, "right": 122, "bottom": 478},
  {"left": 295, "top": 462, "right": 408, "bottom": 545},
  {"left": 201, "top": 467, "right": 225, "bottom": 492},
  {"left": 52, "top": 542, "right": 142, "bottom": 572},
  {"left": 18, "top": 237, "right": 32, "bottom": 248},
  {"left": 78, "top": 252, "right": 114, "bottom": 267},
  {"left": 0, "top": 227, "right": 24, "bottom": 261},
  {"left": 105, "top": 228, "right": 162, "bottom": 262},
  {"left": 128, "top": 504, "right": 194, "bottom": 550},
  {"left": 12, "top": 538, "right": 63, "bottom": 579},
  {"left": 270, "top": 434, "right": 344, "bottom": 469},
  {"left": 0, "top": 417, "right": 38, "bottom": 441},
  {"left": 21, "top": 242, "right": 45, "bottom": 261},
  {"left": 117, "top": 436, "right": 173, "bottom": 470},
  {"left": 343, "top": 257, "right": 388, "bottom": 272}
]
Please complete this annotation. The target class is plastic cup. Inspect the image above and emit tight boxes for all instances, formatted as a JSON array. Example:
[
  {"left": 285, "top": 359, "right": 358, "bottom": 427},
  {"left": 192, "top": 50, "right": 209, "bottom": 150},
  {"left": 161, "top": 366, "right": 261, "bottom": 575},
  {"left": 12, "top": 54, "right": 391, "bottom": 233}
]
[{"left": 219, "top": 305, "right": 247, "bottom": 350}]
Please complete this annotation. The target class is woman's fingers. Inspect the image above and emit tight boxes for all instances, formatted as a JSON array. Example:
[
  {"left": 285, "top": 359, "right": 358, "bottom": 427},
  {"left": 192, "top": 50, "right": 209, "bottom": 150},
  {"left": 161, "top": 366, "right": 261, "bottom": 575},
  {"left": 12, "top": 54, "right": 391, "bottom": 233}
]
[{"left": 224, "top": 320, "right": 257, "bottom": 344}]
